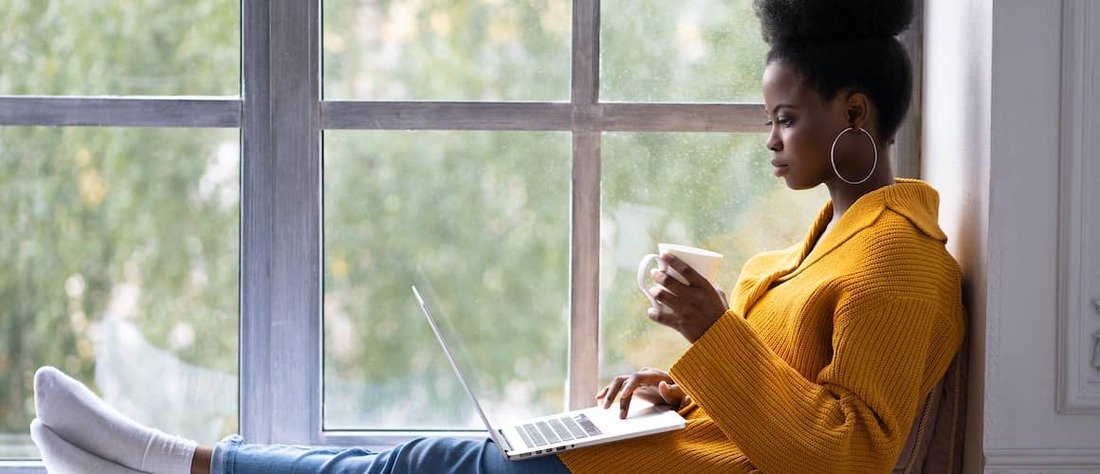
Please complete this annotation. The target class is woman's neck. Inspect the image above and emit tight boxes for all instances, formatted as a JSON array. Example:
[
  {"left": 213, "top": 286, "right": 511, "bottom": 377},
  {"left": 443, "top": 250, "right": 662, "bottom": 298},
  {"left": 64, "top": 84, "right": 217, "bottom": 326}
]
[{"left": 824, "top": 162, "right": 896, "bottom": 229}]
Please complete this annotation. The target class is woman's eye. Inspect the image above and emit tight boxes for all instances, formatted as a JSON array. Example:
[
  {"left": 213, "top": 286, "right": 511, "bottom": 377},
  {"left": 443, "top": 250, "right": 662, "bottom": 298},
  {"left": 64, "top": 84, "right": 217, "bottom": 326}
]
[{"left": 765, "top": 117, "right": 793, "bottom": 127}]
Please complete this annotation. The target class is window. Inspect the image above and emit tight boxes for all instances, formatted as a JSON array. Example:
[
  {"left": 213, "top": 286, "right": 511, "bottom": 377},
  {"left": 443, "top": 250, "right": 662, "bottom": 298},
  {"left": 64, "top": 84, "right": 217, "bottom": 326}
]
[
  {"left": 1, "top": 0, "right": 919, "bottom": 467},
  {"left": 0, "top": 0, "right": 241, "bottom": 467}
]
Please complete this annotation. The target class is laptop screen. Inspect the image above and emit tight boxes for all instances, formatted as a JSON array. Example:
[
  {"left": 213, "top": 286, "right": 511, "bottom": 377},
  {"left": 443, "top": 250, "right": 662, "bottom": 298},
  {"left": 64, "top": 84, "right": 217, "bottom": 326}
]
[
  {"left": 408, "top": 278, "right": 567, "bottom": 427},
  {"left": 412, "top": 284, "right": 504, "bottom": 434}
]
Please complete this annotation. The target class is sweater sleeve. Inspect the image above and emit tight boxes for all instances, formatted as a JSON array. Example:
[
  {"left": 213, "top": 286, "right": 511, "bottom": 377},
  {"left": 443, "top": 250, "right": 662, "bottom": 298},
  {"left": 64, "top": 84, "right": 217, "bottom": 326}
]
[{"left": 669, "top": 295, "right": 963, "bottom": 473}]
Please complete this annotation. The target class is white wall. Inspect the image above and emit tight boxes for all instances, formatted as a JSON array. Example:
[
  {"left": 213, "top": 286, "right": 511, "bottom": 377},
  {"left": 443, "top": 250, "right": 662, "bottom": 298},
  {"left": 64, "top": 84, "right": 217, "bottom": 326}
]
[{"left": 924, "top": 0, "right": 1100, "bottom": 471}]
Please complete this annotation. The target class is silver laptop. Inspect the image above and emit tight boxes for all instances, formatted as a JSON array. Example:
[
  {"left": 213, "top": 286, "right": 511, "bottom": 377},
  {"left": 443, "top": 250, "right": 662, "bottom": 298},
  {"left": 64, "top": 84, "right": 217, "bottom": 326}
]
[{"left": 411, "top": 285, "right": 686, "bottom": 460}]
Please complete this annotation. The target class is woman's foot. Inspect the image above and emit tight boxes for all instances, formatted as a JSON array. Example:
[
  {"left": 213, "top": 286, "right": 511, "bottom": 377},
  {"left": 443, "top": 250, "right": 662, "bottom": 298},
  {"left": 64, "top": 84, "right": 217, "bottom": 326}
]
[
  {"left": 30, "top": 419, "right": 146, "bottom": 474},
  {"left": 32, "top": 366, "right": 197, "bottom": 474}
]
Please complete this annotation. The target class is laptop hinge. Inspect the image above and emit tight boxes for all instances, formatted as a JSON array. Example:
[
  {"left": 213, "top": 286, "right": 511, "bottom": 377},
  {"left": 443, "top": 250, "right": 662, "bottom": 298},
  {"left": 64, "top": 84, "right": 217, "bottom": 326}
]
[{"left": 496, "top": 429, "right": 514, "bottom": 452}]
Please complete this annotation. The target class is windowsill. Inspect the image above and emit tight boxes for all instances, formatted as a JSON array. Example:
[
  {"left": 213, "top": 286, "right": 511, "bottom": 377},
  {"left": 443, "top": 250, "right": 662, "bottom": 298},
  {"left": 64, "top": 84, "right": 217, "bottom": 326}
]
[
  {"left": 314, "top": 429, "right": 488, "bottom": 450},
  {"left": 0, "top": 460, "right": 43, "bottom": 474}
]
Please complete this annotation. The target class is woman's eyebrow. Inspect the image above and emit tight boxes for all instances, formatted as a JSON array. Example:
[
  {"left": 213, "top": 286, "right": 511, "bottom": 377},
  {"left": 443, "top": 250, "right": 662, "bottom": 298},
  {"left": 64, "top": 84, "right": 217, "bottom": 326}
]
[{"left": 768, "top": 104, "right": 797, "bottom": 115}]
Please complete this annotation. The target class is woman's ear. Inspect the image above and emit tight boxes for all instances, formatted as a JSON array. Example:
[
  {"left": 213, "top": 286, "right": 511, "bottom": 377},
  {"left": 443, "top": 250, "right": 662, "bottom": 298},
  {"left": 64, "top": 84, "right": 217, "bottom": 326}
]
[{"left": 845, "top": 92, "right": 870, "bottom": 130}]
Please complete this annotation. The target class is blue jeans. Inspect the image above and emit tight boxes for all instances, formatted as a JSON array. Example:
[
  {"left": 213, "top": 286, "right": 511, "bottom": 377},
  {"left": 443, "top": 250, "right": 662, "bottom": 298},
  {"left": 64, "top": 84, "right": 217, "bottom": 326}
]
[{"left": 211, "top": 435, "right": 571, "bottom": 474}]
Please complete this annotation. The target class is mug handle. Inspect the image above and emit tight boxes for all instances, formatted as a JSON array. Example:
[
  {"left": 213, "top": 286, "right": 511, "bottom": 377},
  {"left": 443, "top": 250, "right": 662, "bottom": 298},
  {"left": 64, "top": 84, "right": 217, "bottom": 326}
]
[{"left": 637, "top": 253, "right": 660, "bottom": 310}]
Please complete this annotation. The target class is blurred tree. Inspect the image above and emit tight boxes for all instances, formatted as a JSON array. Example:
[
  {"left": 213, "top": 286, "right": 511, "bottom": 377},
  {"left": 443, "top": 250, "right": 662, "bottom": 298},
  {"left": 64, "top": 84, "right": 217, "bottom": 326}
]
[
  {"left": 0, "top": 0, "right": 239, "bottom": 454},
  {"left": 322, "top": 0, "right": 576, "bottom": 427}
]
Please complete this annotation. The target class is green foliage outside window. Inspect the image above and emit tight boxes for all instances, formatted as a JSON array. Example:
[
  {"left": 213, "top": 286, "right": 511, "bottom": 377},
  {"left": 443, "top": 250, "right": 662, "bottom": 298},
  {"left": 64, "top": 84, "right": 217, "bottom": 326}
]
[{"left": 0, "top": 0, "right": 240, "bottom": 457}]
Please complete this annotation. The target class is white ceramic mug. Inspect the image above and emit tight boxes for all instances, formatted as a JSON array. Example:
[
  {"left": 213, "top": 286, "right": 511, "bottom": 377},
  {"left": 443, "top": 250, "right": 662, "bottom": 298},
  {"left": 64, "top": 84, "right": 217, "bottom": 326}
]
[{"left": 636, "top": 243, "right": 724, "bottom": 310}]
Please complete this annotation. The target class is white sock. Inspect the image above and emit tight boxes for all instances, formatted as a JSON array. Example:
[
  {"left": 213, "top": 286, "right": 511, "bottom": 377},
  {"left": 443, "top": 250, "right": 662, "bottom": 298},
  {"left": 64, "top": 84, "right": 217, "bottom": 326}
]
[
  {"left": 30, "top": 418, "right": 147, "bottom": 474},
  {"left": 33, "top": 366, "right": 197, "bottom": 474}
]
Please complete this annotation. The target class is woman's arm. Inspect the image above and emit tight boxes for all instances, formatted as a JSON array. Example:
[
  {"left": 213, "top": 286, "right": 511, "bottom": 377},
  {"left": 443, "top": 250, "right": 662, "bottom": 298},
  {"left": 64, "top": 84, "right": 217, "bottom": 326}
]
[{"left": 670, "top": 296, "right": 962, "bottom": 474}]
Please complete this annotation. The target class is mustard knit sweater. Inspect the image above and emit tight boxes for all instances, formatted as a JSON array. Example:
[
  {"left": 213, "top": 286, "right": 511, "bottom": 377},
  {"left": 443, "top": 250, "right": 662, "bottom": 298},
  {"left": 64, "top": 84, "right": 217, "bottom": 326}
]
[{"left": 559, "top": 180, "right": 966, "bottom": 473}]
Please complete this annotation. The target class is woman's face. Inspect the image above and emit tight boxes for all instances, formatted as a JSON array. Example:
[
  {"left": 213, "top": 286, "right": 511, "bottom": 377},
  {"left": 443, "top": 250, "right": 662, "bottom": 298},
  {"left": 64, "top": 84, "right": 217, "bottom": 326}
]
[{"left": 761, "top": 61, "right": 849, "bottom": 190}]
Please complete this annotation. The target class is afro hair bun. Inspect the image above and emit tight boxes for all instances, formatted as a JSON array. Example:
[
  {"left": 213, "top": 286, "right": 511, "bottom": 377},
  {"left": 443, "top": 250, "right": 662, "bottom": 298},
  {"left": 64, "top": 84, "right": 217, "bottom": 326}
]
[{"left": 754, "top": 0, "right": 915, "bottom": 44}]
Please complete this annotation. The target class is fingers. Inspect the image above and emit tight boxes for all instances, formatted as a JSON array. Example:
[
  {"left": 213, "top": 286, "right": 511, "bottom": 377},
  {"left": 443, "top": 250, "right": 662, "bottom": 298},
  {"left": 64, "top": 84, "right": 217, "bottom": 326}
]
[
  {"left": 715, "top": 284, "right": 729, "bottom": 307},
  {"left": 646, "top": 255, "right": 709, "bottom": 305},
  {"left": 659, "top": 254, "right": 709, "bottom": 288},
  {"left": 612, "top": 374, "right": 642, "bottom": 419},
  {"left": 594, "top": 374, "right": 636, "bottom": 418},
  {"left": 657, "top": 381, "right": 686, "bottom": 409},
  {"left": 646, "top": 255, "right": 729, "bottom": 343},
  {"left": 598, "top": 375, "right": 628, "bottom": 409},
  {"left": 644, "top": 254, "right": 694, "bottom": 300},
  {"left": 595, "top": 369, "right": 677, "bottom": 419},
  {"left": 619, "top": 386, "right": 635, "bottom": 419}
]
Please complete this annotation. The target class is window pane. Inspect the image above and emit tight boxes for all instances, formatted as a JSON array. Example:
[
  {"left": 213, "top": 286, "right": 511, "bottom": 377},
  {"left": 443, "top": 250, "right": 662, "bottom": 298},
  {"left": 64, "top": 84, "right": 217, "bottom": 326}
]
[
  {"left": 0, "top": 0, "right": 239, "bottom": 96},
  {"left": 323, "top": 131, "right": 571, "bottom": 430},
  {"left": 323, "top": 0, "right": 570, "bottom": 101},
  {"left": 601, "top": 0, "right": 768, "bottom": 103},
  {"left": 600, "top": 132, "right": 827, "bottom": 376},
  {"left": 0, "top": 127, "right": 240, "bottom": 458}
]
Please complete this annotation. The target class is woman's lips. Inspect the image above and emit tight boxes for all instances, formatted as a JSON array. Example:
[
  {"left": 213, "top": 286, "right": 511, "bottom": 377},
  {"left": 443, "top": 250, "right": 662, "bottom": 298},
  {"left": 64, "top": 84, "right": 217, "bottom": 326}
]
[{"left": 770, "top": 159, "right": 788, "bottom": 177}]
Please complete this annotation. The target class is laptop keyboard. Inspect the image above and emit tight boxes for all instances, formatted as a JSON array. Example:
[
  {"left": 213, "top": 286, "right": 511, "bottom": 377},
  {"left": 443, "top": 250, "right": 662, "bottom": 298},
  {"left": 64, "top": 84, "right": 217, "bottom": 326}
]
[{"left": 516, "top": 413, "right": 603, "bottom": 448}]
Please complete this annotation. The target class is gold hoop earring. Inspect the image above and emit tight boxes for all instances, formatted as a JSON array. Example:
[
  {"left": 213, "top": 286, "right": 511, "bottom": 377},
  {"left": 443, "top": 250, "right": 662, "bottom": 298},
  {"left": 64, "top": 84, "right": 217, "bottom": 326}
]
[{"left": 829, "top": 127, "right": 878, "bottom": 185}]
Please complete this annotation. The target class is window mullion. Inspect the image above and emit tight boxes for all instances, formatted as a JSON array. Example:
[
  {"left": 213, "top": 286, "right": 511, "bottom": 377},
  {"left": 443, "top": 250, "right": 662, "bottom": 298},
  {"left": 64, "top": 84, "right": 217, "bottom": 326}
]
[
  {"left": 569, "top": 132, "right": 601, "bottom": 410},
  {"left": 0, "top": 97, "right": 240, "bottom": 127},
  {"left": 240, "top": 0, "right": 322, "bottom": 445},
  {"left": 568, "top": 0, "right": 601, "bottom": 410},
  {"left": 571, "top": 0, "right": 599, "bottom": 106}
]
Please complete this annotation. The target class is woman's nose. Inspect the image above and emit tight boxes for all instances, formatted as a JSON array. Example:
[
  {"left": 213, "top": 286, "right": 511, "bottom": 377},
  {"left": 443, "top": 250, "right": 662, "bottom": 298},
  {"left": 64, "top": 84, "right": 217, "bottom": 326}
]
[{"left": 765, "top": 131, "right": 781, "bottom": 152}]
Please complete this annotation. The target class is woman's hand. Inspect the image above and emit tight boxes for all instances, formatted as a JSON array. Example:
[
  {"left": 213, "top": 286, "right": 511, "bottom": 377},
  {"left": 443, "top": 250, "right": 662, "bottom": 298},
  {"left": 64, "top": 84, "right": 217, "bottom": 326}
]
[
  {"left": 595, "top": 367, "right": 691, "bottom": 419},
  {"left": 645, "top": 253, "right": 729, "bottom": 343}
]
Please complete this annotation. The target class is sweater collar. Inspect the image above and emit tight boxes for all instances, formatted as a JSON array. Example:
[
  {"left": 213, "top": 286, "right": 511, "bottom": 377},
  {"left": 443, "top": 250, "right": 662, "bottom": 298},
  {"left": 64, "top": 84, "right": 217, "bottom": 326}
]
[{"left": 789, "top": 179, "right": 947, "bottom": 277}]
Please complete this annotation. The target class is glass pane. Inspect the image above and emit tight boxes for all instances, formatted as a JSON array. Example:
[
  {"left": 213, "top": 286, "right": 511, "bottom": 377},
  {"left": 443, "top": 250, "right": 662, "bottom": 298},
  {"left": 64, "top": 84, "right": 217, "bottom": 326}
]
[
  {"left": 0, "top": 127, "right": 240, "bottom": 459},
  {"left": 323, "top": 131, "right": 571, "bottom": 430},
  {"left": 323, "top": 0, "right": 570, "bottom": 101},
  {"left": 600, "top": 132, "right": 827, "bottom": 377},
  {"left": 0, "top": 0, "right": 239, "bottom": 96},
  {"left": 601, "top": 0, "right": 768, "bottom": 103}
]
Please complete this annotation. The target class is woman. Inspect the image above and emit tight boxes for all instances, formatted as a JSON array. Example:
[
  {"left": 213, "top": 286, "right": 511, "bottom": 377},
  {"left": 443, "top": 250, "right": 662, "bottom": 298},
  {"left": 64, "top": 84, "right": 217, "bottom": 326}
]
[{"left": 30, "top": 0, "right": 965, "bottom": 472}]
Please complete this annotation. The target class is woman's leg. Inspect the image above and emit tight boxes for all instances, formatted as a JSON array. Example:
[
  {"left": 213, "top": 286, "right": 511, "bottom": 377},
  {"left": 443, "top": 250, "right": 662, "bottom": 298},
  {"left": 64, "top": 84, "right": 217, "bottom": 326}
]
[
  {"left": 32, "top": 366, "right": 570, "bottom": 473},
  {"left": 210, "top": 436, "right": 569, "bottom": 474},
  {"left": 193, "top": 446, "right": 214, "bottom": 474}
]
